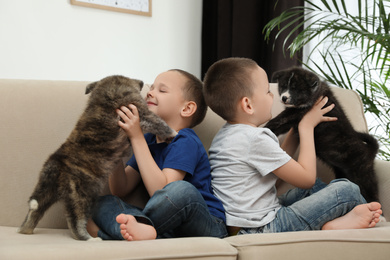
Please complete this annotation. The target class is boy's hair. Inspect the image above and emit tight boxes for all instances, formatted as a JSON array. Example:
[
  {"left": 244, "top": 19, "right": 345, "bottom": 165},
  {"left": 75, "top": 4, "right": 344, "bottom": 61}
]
[
  {"left": 203, "top": 58, "right": 258, "bottom": 121},
  {"left": 170, "top": 69, "right": 207, "bottom": 128}
]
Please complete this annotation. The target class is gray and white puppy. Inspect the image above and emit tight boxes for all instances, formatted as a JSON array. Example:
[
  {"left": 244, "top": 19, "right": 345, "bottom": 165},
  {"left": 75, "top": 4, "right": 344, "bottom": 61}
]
[
  {"left": 265, "top": 67, "right": 379, "bottom": 202},
  {"left": 18, "top": 75, "right": 176, "bottom": 240}
]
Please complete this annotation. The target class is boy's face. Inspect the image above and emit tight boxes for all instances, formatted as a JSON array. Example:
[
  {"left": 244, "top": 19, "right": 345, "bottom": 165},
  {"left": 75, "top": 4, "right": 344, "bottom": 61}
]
[
  {"left": 146, "top": 71, "right": 187, "bottom": 123},
  {"left": 249, "top": 66, "right": 274, "bottom": 126}
]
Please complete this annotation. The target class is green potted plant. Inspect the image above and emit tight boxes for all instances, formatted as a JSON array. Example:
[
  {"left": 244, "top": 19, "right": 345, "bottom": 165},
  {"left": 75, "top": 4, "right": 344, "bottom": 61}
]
[{"left": 263, "top": 0, "right": 390, "bottom": 160}]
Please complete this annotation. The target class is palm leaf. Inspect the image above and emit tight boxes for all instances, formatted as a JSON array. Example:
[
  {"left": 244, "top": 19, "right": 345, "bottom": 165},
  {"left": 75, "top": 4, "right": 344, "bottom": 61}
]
[{"left": 263, "top": 0, "right": 390, "bottom": 160}]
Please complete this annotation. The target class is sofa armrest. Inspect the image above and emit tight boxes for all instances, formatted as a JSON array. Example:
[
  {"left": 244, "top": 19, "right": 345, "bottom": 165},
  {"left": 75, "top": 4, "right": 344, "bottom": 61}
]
[{"left": 375, "top": 159, "right": 390, "bottom": 219}]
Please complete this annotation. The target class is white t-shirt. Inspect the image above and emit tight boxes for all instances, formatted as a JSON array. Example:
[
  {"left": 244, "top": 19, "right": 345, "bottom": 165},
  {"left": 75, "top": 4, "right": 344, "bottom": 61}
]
[{"left": 209, "top": 123, "right": 291, "bottom": 228}]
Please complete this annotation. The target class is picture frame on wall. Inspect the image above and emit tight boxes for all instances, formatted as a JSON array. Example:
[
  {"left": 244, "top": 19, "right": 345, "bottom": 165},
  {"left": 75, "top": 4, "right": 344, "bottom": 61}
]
[{"left": 70, "top": 0, "right": 152, "bottom": 17}]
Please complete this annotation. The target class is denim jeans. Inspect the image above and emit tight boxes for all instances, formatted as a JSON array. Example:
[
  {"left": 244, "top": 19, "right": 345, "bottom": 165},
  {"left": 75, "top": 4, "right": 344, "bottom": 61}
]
[
  {"left": 239, "top": 178, "right": 366, "bottom": 234},
  {"left": 92, "top": 180, "right": 228, "bottom": 240}
]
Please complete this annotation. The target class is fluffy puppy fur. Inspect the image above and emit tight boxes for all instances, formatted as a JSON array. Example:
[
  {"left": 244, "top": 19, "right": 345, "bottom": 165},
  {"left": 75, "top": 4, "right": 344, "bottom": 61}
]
[
  {"left": 18, "top": 75, "right": 176, "bottom": 240},
  {"left": 265, "top": 67, "right": 379, "bottom": 202}
]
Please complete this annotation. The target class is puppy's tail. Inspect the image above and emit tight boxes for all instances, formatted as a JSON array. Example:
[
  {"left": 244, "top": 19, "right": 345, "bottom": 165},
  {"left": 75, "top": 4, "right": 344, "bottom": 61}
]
[
  {"left": 358, "top": 132, "right": 379, "bottom": 159},
  {"left": 19, "top": 158, "right": 60, "bottom": 234}
]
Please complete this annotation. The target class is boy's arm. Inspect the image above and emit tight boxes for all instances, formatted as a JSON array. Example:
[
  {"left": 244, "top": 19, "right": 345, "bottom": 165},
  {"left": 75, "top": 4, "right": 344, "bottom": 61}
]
[
  {"left": 129, "top": 135, "right": 186, "bottom": 196},
  {"left": 108, "top": 162, "right": 141, "bottom": 198},
  {"left": 273, "top": 97, "right": 337, "bottom": 189},
  {"left": 117, "top": 104, "right": 186, "bottom": 197},
  {"left": 280, "top": 128, "right": 299, "bottom": 157}
]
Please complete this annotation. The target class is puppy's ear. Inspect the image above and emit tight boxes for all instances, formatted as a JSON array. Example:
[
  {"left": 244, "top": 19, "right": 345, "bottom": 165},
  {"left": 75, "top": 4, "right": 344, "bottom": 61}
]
[
  {"left": 85, "top": 82, "right": 98, "bottom": 95},
  {"left": 136, "top": 80, "right": 144, "bottom": 91},
  {"left": 306, "top": 73, "right": 319, "bottom": 88},
  {"left": 305, "top": 73, "right": 319, "bottom": 92},
  {"left": 271, "top": 71, "right": 284, "bottom": 83},
  {"left": 310, "top": 80, "right": 318, "bottom": 89}
]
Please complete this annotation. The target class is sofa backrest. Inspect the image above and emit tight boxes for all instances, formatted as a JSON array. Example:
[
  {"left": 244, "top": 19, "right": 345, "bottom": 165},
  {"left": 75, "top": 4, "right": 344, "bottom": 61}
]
[
  {"left": 0, "top": 79, "right": 369, "bottom": 228},
  {"left": 0, "top": 79, "right": 89, "bottom": 228}
]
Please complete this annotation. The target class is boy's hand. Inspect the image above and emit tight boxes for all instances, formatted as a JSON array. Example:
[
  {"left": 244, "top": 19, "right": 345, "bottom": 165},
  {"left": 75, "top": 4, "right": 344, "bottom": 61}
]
[
  {"left": 117, "top": 104, "right": 143, "bottom": 140},
  {"left": 299, "top": 96, "right": 338, "bottom": 131}
]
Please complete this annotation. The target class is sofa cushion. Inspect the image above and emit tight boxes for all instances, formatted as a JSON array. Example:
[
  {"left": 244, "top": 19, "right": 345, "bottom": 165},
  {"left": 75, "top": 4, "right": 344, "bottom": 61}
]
[
  {"left": 224, "top": 222, "right": 390, "bottom": 260},
  {"left": 0, "top": 226, "right": 237, "bottom": 260}
]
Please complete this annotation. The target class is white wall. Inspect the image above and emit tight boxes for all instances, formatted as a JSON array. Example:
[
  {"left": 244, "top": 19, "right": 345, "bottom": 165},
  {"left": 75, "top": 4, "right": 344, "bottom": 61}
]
[{"left": 0, "top": 0, "right": 202, "bottom": 83}]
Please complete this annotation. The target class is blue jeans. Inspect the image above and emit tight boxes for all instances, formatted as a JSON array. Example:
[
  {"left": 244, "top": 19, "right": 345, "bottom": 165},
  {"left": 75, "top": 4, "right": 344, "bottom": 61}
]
[
  {"left": 239, "top": 178, "right": 366, "bottom": 234},
  {"left": 92, "top": 181, "right": 228, "bottom": 240}
]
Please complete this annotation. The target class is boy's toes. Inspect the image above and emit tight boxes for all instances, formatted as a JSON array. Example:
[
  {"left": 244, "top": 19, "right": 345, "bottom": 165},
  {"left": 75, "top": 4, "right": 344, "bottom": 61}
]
[
  {"left": 367, "top": 202, "right": 381, "bottom": 211},
  {"left": 116, "top": 214, "right": 128, "bottom": 225}
]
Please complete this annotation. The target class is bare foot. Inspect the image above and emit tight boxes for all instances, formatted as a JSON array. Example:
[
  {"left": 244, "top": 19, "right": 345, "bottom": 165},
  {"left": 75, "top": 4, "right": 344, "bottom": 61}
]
[
  {"left": 116, "top": 214, "right": 157, "bottom": 241},
  {"left": 322, "top": 202, "right": 382, "bottom": 230}
]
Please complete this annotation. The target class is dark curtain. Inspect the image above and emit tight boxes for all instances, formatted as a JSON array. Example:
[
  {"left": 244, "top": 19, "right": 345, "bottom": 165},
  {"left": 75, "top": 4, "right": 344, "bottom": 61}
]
[{"left": 201, "top": 0, "right": 304, "bottom": 80}]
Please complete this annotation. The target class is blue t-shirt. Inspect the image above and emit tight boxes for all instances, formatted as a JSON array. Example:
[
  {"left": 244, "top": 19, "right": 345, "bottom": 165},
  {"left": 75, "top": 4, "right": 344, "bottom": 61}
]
[{"left": 126, "top": 128, "right": 226, "bottom": 222}]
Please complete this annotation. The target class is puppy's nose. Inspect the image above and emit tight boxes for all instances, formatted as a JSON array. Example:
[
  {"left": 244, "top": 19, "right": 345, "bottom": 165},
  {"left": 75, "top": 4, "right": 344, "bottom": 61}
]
[{"left": 282, "top": 96, "right": 288, "bottom": 103}]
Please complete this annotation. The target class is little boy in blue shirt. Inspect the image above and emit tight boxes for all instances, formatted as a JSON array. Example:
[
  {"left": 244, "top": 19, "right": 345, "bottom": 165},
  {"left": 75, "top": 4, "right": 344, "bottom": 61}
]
[{"left": 87, "top": 69, "right": 227, "bottom": 240}]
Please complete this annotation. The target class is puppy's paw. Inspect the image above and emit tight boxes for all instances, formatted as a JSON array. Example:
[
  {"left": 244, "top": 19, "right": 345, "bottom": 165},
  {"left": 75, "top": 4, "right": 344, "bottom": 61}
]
[
  {"left": 164, "top": 131, "right": 178, "bottom": 143},
  {"left": 87, "top": 237, "right": 103, "bottom": 242},
  {"left": 170, "top": 130, "right": 178, "bottom": 137}
]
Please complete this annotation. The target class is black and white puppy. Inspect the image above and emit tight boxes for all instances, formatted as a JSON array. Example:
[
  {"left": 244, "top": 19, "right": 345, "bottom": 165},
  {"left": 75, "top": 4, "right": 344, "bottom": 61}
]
[{"left": 265, "top": 67, "right": 379, "bottom": 202}]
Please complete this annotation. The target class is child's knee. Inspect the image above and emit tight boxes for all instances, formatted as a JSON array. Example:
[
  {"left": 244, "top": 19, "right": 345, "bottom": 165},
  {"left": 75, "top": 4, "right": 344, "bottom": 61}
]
[
  {"left": 162, "top": 181, "right": 203, "bottom": 205},
  {"left": 165, "top": 180, "right": 195, "bottom": 191},
  {"left": 330, "top": 178, "right": 358, "bottom": 190},
  {"left": 329, "top": 178, "right": 362, "bottom": 201}
]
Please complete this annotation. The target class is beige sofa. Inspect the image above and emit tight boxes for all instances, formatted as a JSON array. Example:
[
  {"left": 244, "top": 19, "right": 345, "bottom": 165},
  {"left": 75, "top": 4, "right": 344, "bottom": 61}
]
[{"left": 0, "top": 78, "right": 389, "bottom": 260}]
